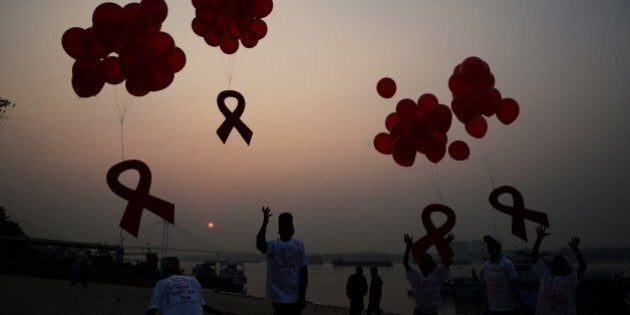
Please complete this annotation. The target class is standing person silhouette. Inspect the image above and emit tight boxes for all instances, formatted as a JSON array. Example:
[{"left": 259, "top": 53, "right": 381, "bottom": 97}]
[
  {"left": 367, "top": 266, "right": 383, "bottom": 315},
  {"left": 531, "top": 225, "right": 586, "bottom": 315},
  {"left": 346, "top": 266, "right": 368, "bottom": 315},
  {"left": 403, "top": 233, "right": 453, "bottom": 315},
  {"left": 481, "top": 235, "right": 521, "bottom": 315},
  {"left": 256, "top": 206, "right": 308, "bottom": 315}
]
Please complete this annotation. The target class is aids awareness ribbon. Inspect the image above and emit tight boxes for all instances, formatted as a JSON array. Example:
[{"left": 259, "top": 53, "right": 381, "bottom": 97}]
[
  {"left": 106, "top": 159, "right": 175, "bottom": 237},
  {"left": 489, "top": 185, "right": 549, "bottom": 242},
  {"left": 411, "top": 204, "right": 456, "bottom": 265},
  {"left": 216, "top": 90, "right": 253, "bottom": 144}
]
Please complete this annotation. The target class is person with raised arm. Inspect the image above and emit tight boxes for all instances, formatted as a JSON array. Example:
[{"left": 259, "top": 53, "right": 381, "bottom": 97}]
[
  {"left": 403, "top": 233, "right": 453, "bottom": 315},
  {"left": 256, "top": 206, "right": 308, "bottom": 315},
  {"left": 531, "top": 225, "right": 586, "bottom": 315}
]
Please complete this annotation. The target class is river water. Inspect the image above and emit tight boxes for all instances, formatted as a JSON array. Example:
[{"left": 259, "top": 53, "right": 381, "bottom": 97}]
[{"left": 181, "top": 261, "right": 630, "bottom": 315}]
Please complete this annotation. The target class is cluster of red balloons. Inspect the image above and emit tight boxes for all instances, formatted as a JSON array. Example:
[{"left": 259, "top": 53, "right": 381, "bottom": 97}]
[
  {"left": 191, "top": 0, "right": 273, "bottom": 54},
  {"left": 374, "top": 78, "right": 471, "bottom": 167},
  {"left": 62, "top": 0, "right": 186, "bottom": 97},
  {"left": 449, "top": 56, "right": 519, "bottom": 138}
]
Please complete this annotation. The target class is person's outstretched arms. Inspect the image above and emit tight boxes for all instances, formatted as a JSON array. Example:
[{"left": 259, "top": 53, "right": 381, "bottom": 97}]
[
  {"left": 532, "top": 225, "right": 550, "bottom": 262},
  {"left": 256, "top": 207, "right": 272, "bottom": 254},
  {"left": 568, "top": 237, "right": 586, "bottom": 280},
  {"left": 403, "top": 234, "right": 413, "bottom": 271}
]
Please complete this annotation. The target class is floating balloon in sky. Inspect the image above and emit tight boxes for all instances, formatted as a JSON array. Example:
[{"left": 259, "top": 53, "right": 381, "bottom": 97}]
[
  {"left": 61, "top": 0, "right": 186, "bottom": 97},
  {"left": 373, "top": 76, "right": 470, "bottom": 166},
  {"left": 191, "top": 0, "right": 274, "bottom": 54}
]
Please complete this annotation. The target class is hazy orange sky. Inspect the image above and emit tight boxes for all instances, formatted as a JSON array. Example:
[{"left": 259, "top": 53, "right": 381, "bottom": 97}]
[{"left": 1, "top": 1, "right": 630, "bottom": 254}]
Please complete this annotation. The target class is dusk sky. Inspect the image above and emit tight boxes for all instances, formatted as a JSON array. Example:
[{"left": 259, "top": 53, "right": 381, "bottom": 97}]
[{"left": 1, "top": 1, "right": 630, "bottom": 255}]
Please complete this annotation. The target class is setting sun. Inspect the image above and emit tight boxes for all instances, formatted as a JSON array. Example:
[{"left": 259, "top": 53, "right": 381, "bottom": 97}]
[{"left": 207, "top": 222, "right": 214, "bottom": 229}]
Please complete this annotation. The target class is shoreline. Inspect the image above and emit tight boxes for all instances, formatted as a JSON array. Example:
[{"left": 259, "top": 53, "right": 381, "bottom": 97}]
[{"left": 0, "top": 274, "right": 394, "bottom": 314}]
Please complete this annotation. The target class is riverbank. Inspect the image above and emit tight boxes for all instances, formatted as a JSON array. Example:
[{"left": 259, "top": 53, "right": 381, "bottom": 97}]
[{"left": 0, "top": 274, "right": 391, "bottom": 314}]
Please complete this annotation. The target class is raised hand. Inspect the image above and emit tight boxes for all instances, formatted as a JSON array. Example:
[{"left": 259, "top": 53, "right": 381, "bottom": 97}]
[
  {"left": 536, "top": 225, "right": 550, "bottom": 240},
  {"left": 404, "top": 233, "right": 413, "bottom": 247},
  {"left": 262, "top": 206, "right": 272, "bottom": 224},
  {"left": 446, "top": 233, "right": 455, "bottom": 244},
  {"left": 568, "top": 237, "right": 581, "bottom": 250}
]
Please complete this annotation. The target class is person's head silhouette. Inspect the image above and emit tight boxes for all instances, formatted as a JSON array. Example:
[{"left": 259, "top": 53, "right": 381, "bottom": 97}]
[{"left": 278, "top": 212, "right": 295, "bottom": 241}]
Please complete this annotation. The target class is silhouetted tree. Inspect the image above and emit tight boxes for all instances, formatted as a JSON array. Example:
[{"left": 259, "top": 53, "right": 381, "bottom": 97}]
[
  {"left": 1, "top": 96, "right": 16, "bottom": 133},
  {"left": 0, "top": 207, "right": 26, "bottom": 237}
]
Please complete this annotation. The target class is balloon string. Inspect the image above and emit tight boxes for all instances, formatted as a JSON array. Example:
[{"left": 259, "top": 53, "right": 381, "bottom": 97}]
[{"left": 420, "top": 162, "right": 444, "bottom": 203}]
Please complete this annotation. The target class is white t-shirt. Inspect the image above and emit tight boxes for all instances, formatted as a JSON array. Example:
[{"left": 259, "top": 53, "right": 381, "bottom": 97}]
[
  {"left": 405, "top": 266, "right": 449, "bottom": 313},
  {"left": 532, "top": 260, "right": 578, "bottom": 315},
  {"left": 481, "top": 257, "right": 520, "bottom": 311},
  {"left": 148, "top": 275, "right": 206, "bottom": 315},
  {"left": 265, "top": 238, "right": 308, "bottom": 303}
]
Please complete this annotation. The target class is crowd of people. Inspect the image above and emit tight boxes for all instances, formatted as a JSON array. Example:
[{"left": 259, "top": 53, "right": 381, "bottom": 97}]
[{"left": 140, "top": 207, "right": 586, "bottom": 315}]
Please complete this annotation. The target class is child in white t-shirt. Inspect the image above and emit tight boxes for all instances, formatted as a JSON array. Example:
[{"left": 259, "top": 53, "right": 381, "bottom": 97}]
[
  {"left": 531, "top": 226, "right": 586, "bottom": 315},
  {"left": 403, "top": 233, "right": 453, "bottom": 315}
]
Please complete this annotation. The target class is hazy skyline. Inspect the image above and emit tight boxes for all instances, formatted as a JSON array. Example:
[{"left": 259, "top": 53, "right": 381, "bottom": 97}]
[{"left": 1, "top": 1, "right": 630, "bottom": 255}]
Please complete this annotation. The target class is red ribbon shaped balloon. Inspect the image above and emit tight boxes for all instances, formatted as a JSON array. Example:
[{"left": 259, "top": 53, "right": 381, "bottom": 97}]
[
  {"left": 106, "top": 159, "right": 174, "bottom": 237},
  {"left": 216, "top": 90, "right": 253, "bottom": 144},
  {"left": 411, "top": 204, "right": 456, "bottom": 265},
  {"left": 489, "top": 185, "right": 549, "bottom": 242}
]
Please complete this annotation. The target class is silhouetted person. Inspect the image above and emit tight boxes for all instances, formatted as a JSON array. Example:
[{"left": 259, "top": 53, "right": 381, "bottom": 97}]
[
  {"left": 367, "top": 266, "right": 383, "bottom": 315},
  {"left": 346, "top": 266, "right": 368, "bottom": 315},
  {"left": 146, "top": 257, "right": 234, "bottom": 315},
  {"left": 256, "top": 207, "right": 308, "bottom": 315},
  {"left": 531, "top": 225, "right": 586, "bottom": 315},
  {"left": 71, "top": 249, "right": 92, "bottom": 287},
  {"left": 481, "top": 235, "right": 521, "bottom": 315},
  {"left": 403, "top": 233, "right": 453, "bottom": 315}
]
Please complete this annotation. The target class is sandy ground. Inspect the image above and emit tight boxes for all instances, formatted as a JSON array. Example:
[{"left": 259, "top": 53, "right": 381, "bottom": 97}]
[{"left": 0, "top": 274, "right": 373, "bottom": 314}]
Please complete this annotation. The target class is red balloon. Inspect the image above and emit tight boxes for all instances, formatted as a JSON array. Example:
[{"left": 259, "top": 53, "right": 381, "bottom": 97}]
[
  {"left": 62, "top": 27, "right": 93, "bottom": 60},
  {"left": 496, "top": 98, "right": 520, "bottom": 125},
  {"left": 124, "top": 3, "right": 151, "bottom": 36},
  {"left": 192, "top": 17, "right": 209, "bottom": 37},
  {"left": 465, "top": 115, "right": 488, "bottom": 138},
  {"left": 220, "top": 36, "right": 239, "bottom": 54},
  {"left": 374, "top": 132, "right": 393, "bottom": 155},
  {"left": 482, "top": 87, "right": 502, "bottom": 117},
  {"left": 393, "top": 136, "right": 416, "bottom": 167},
  {"left": 448, "top": 72, "right": 472, "bottom": 95},
  {"left": 204, "top": 30, "right": 221, "bottom": 47},
  {"left": 103, "top": 56, "right": 125, "bottom": 84},
  {"left": 461, "top": 56, "right": 489, "bottom": 83},
  {"left": 248, "top": 19, "right": 268, "bottom": 40},
  {"left": 140, "top": 0, "right": 168, "bottom": 27},
  {"left": 376, "top": 77, "right": 396, "bottom": 99},
  {"left": 448, "top": 140, "right": 470, "bottom": 161},
  {"left": 396, "top": 98, "right": 417, "bottom": 122},
  {"left": 425, "top": 143, "right": 446, "bottom": 164},
  {"left": 125, "top": 72, "right": 150, "bottom": 96},
  {"left": 417, "top": 93, "right": 438, "bottom": 114},
  {"left": 71, "top": 59, "right": 106, "bottom": 97},
  {"left": 149, "top": 32, "right": 175, "bottom": 60},
  {"left": 385, "top": 112, "right": 400, "bottom": 131},
  {"left": 148, "top": 61, "right": 174, "bottom": 91},
  {"left": 252, "top": 0, "right": 274, "bottom": 18},
  {"left": 240, "top": 33, "right": 259, "bottom": 48},
  {"left": 167, "top": 47, "right": 186, "bottom": 73},
  {"left": 451, "top": 96, "right": 475, "bottom": 124},
  {"left": 429, "top": 104, "right": 452, "bottom": 134}
]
